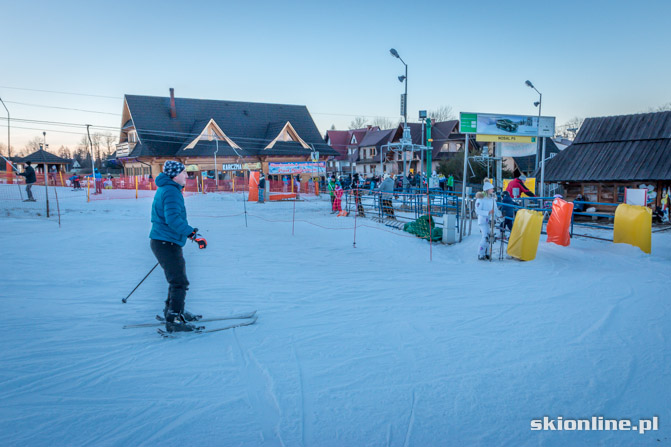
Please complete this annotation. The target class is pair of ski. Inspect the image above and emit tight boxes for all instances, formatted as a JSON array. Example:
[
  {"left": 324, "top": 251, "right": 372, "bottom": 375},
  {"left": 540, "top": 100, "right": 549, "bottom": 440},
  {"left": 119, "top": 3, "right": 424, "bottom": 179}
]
[{"left": 123, "top": 310, "right": 257, "bottom": 338}]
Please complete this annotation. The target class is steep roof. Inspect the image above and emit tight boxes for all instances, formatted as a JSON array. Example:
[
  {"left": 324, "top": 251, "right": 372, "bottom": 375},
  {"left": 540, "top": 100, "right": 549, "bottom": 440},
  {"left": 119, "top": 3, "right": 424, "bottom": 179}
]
[
  {"left": 326, "top": 130, "right": 351, "bottom": 158},
  {"left": 123, "top": 94, "right": 335, "bottom": 158},
  {"left": 543, "top": 111, "right": 671, "bottom": 181},
  {"left": 359, "top": 129, "right": 394, "bottom": 148},
  {"left": 19, "top": 149, "right": 70, "bottom": 164}
]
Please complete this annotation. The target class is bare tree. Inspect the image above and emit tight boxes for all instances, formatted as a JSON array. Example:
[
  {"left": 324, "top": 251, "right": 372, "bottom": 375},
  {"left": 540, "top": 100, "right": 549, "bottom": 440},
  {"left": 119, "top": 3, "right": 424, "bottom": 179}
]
[
  {"left": 349, "top": 116, "right": 368, "bottom": 130},
  {"left": 102, "top": 132, "right": 117, "bottom": 157},
  {"left": 429, "top": 106, "right": 456, "bottom": 122},
  {"left": 652, "top": 103, "right": 671, "bottom": 112},
  {"left": 22, "top": 136, "right": 43, "bottom": 155},
  {"left": 370, "top": 116, "right": 397, "bottom": 129},
  {"left": 556, "top": 116, "right": 585, "bottom": 140},
  {"left": 0, "top": 143, "right": 16, "bottom": 158},
  {"left": 58, "top": 145, "right": 72, "bottom": 159}
]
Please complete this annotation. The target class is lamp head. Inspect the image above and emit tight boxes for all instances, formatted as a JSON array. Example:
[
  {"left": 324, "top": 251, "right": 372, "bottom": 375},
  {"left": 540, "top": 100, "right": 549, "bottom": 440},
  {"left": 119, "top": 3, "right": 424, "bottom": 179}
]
[
  {"left": 398, "top": 75, "right": 406, "bottom": 82},
  {"left": 534, "top": 101, "right": 541, "bottom": 107},
  {"left": 390, "top": 48, "right": 400, "bottom": 58},
  {"left": 525, "top": 80, "right": 534, "bottom": 88}
]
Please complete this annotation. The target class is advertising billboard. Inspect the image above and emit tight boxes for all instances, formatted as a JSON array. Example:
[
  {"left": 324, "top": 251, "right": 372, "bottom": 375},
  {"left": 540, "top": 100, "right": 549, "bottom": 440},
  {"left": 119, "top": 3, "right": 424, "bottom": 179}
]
[
  {"left": 460, "top": 112, "right": 555, "bottom": 137},
  {"left": 268, "top": 162, "right": 326, "bottom": 175}
]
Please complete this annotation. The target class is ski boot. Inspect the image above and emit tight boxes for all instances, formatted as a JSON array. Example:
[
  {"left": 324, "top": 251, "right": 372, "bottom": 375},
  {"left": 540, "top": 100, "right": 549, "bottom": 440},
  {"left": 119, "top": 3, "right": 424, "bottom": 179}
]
[
  {"left": 163, "top": 301, "right": 202, "bottom": 322},
  {"left": 165, "top": 312, "right": 203, "bottom": 333}
]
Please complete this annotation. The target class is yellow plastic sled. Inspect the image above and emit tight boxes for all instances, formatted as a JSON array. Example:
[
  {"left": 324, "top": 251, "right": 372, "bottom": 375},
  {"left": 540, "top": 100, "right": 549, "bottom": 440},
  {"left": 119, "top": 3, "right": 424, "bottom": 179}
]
[
  {"left": 613, "top": 204, "right": 652, "bottom": 254},
  {"left": 507, "top": 209, "right": 544, "bottom": 261}
]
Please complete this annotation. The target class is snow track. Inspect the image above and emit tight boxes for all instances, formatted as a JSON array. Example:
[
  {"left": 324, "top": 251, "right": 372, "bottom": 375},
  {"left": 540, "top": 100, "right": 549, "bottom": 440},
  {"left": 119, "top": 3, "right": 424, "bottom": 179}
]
[{"left": 1, "top": 194, "right": 669, "bottom": 446}]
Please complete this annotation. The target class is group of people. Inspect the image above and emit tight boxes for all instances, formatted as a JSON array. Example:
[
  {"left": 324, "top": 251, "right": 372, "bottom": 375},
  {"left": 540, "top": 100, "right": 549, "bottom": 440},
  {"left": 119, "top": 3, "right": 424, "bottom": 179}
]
[{"left": 475, "top": 175, "right": 537, "bottom": 261}]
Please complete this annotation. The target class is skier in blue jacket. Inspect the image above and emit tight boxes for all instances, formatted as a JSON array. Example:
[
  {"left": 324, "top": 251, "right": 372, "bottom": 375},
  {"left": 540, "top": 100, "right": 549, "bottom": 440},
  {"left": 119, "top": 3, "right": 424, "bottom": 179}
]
[{"left": 150, "top": 160, "right": 207, "bottom": 332}]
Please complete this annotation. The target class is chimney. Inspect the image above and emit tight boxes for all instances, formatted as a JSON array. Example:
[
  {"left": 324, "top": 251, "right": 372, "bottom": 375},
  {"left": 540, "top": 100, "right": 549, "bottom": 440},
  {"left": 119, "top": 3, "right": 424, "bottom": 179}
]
[{"left": 169, "top": 88, "right": 177, "bottom": 119}]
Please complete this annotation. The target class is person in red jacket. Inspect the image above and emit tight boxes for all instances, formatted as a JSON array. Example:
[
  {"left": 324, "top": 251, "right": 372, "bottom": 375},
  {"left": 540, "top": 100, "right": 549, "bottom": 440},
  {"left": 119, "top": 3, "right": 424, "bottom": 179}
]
[
  {"left": 333, "top": 183, "right": 344, "bottom": 213},
  {"left": 506, "top": 175, "right": 535, "bottom": 198}
]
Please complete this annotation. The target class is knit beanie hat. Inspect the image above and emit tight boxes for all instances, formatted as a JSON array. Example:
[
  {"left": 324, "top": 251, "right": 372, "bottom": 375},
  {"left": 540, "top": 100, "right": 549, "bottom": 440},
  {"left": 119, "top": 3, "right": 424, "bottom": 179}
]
[{"left": 163, "top": 160, "right": 185, "bottom": 178}]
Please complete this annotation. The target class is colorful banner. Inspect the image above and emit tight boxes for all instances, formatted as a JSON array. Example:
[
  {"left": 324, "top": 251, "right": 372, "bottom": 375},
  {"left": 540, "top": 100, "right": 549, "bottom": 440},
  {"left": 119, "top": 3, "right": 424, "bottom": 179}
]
[
  {"left": 460, "top": 112, "right": 555, "bottom": 137},
  {"left": 268, "top": 162, "right": 326, "bottom": 175}
]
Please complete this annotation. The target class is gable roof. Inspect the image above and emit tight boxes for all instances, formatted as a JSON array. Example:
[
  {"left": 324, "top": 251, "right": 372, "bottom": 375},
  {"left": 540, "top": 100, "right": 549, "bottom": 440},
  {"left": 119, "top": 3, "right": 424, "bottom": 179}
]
[
  {"left": 359, "top": 128, "right": 394, "bottom": 148},
  {"left": 18, "top": 149, "right": 70, "bottom": 164},
  {"left": 543, "top": 111, "right": 671, "bottom": 181},
  {"left": 326, "top": 130, "right": 350, "bottom": 155},
  {"left": 326, "top": 127, "right": 381, "bottom": 161},
  {"left": 123, "top": 94, "right": 335, "bottom": 158}
]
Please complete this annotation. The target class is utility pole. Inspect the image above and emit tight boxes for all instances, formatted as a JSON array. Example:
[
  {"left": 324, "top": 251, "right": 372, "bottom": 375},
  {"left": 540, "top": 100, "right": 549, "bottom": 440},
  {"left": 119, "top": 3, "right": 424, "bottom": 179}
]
[{"left": 42, "top": 132, "right": 50, "bottom": 218}]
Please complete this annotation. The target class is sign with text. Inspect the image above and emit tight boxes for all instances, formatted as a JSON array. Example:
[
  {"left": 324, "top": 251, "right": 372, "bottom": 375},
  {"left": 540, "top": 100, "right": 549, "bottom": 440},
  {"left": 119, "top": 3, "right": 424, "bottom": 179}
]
[
  {"left": 460, "top": 112, "right": 555, "bottom": 137},
  {"left": 476, "top": 134, "right": 537, "bottom": 143},
  {"left": 268, "top": 162, "right": 326, "bottom": 175},
  {"left": 222, "top": 163, "right": 242, "bottom": 170}
]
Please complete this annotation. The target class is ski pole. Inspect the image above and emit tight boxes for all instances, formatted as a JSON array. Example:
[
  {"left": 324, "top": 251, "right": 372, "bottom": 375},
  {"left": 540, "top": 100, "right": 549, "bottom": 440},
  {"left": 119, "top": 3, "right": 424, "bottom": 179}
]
[{"left": 122, "top": 262, "right": 159, "bottom": 303}]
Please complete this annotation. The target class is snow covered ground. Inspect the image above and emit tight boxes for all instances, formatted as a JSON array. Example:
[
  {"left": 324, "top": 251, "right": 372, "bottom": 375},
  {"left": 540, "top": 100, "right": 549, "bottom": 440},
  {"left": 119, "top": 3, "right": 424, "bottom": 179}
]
[{"left": 1, "top": 191, "right": 670, "bottom": 446}]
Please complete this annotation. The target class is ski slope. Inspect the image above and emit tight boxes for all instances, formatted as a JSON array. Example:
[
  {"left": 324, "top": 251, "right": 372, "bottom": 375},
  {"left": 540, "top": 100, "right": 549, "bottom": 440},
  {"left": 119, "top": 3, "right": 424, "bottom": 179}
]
[{"left": 1, "top": 192, "right": 669, "bottom": 446}]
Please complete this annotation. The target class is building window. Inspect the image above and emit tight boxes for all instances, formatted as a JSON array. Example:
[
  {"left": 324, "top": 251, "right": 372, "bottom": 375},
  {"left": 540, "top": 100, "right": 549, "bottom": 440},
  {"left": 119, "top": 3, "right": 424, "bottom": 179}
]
[{"left": 129, "top": 130, "right": 137, "bottom": 143}]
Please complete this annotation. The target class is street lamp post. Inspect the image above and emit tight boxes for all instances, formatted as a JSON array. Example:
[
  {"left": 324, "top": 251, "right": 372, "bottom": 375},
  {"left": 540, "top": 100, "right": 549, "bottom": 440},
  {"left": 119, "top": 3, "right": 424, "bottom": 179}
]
[
  {"left": 0, "top": 97, "right": 9, "bottom": 159},
  {"left": 525, "top": 80, "right": 544, "bottom": 196},
  {"left": 0, "top": 97, "right": 23, "bottom": 199},
  {"left": 390, "top": 48, "right": 409, "bottom": 189}
]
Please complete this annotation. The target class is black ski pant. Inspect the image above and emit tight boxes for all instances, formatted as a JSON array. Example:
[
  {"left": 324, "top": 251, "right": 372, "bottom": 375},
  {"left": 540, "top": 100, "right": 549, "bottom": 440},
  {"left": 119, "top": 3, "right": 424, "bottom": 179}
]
[{"left": 150, "top": 239, "right": 189, "bottom": 314}]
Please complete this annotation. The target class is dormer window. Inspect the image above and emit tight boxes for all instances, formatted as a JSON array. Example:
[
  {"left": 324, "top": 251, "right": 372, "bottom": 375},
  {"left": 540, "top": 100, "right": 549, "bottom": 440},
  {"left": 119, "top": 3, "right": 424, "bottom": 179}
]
[{"left": 128, "top": 130, "right": 138, "bottom": 143}]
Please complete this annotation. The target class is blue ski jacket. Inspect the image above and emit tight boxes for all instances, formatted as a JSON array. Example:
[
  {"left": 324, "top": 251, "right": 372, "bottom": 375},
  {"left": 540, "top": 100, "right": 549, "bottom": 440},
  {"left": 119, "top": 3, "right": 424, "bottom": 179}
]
[{"left": 150, "top": 173, "right": 194, "bottom": 246}]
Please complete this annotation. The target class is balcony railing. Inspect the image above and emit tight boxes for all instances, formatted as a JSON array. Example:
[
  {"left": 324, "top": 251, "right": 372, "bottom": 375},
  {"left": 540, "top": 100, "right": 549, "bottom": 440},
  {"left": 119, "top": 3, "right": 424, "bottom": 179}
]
[{"left": 115, "top": 142, "right": 136, "bottom": 157}]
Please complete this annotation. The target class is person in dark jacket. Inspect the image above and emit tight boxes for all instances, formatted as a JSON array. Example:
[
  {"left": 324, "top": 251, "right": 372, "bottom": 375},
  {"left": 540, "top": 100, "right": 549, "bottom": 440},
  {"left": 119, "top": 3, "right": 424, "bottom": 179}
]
[
  {"left": 18, "top": 161, "right": 37, "bottom": 201},
  {"left": 150, "top": 160, "right": 207, "bottom": 332},
  {"left": 573, "top": 193, "right": 586, "bottom": 213},
  {"left": 500, "top": 190, "right": 516, "bottom": 231},
  {"left": 377, "top": 174, "right": 395, "bottom": 218},
  {"left": 258, "top": 172, "right": 266, "bottom": 203}
]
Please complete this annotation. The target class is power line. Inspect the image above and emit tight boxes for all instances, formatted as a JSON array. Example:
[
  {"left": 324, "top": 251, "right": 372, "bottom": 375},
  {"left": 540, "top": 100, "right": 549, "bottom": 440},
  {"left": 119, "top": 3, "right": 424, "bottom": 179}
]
[
  {"left": 1, "top": 85, "right": 400, "bottom": 119},
  {"left": 0, "top": 85, "right": 121, "bottom": 100},
  {"left": 3, "top": 100, "right": 121, "bottom": 116}
]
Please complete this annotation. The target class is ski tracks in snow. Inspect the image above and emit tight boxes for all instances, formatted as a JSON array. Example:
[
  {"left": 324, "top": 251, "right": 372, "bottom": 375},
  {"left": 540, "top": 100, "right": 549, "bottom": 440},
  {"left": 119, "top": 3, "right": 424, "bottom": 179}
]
[{"left": 233, "top": 329, "right": 286, "bottom": 446}]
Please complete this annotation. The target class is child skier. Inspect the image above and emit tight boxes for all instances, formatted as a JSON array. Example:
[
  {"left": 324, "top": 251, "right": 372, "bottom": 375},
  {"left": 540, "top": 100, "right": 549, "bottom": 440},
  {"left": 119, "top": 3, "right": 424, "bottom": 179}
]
[
  {"left": 150, "top": 160, "right": 207, "bottom": 332},
  {"left": 475, "top": 182, "right": 499, "bottom": 260},
  {"left": 333, "top": 183, "right": 344, "bottom": 213}
]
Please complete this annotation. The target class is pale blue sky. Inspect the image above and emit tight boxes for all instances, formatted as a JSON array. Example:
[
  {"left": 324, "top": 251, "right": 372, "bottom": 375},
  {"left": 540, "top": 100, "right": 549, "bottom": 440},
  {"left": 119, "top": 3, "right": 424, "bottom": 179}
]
[{"left": 1, "top": 0, "right": 670, "bottom": 150}]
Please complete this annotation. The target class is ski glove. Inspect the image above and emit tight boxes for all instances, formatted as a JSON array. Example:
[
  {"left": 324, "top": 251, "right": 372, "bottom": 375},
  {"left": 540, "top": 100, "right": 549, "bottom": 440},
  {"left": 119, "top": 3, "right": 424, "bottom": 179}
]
[{"left": 188, "top": 228, "right": 208, "bottom": 249}]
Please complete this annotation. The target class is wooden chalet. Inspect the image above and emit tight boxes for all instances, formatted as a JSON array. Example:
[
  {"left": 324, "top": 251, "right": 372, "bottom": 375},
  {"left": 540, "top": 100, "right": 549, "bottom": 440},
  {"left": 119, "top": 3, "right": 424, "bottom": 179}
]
[
  {"left": 543, "top": 111, "right": 671, "bottom": 208},
  {"left": 115, "top": 88, "right": 336, "bottom": 181}
]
